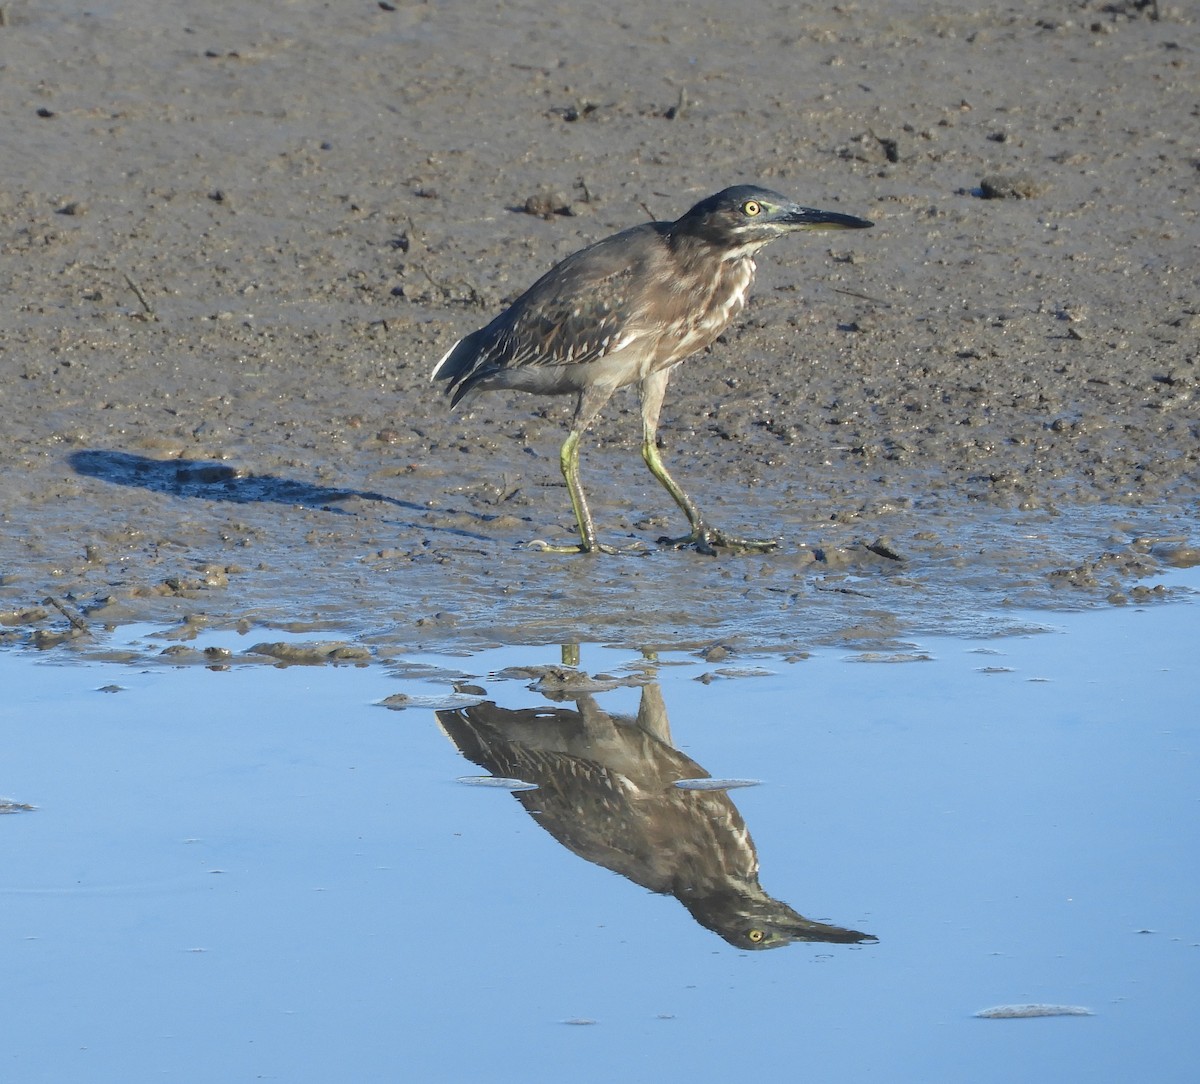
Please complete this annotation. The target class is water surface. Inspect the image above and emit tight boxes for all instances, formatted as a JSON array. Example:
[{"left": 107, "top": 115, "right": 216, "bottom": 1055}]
[{"left": 3, "top": 574, "right": 1198, "bottom": 1082}]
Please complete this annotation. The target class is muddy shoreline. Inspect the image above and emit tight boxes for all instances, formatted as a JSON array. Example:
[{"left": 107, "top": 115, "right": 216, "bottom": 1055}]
[{"left": 1, "top": 1, "right": 1196, "bottom": 658}]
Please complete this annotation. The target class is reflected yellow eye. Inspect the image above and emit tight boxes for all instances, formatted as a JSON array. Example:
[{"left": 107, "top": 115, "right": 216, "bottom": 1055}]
[
  {"left": 742, "top": 200, "right": 762, "bottom": 217},
  {"left": 747, "top": 928, "right": 765, "bottom": 943}
]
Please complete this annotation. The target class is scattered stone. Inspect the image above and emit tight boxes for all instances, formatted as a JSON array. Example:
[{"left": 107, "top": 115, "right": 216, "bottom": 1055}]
[
  {"left": 866, "top": 536, "right": 904, "bottom": 561},
  {"left": 975, "top": 1004, "right": 1093, "bottom": 1019},
  {"left": 1152, "top": 544, "right": 1200, "bottom": 568},
  {"left": 31, "top": 628, "right": 82, "bottom": 649},
  {"left": 0, "top": 799, "right": 36, "bottom": 814},
  {"left": 979, "top": 173, "right": 1045, "bottom": 199},
  {"left": 246, "top": 641, "right": 371, "bottom": 665},
  {"left": 523, "top": 190, "right": 574, "bottom": 219},
  {"left": 0, "top": 607, "right": 49, "bottom": 626}
]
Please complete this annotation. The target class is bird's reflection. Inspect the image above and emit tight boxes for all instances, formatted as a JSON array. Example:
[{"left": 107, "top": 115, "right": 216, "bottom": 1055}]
[{"left": 436, "top": 670, "right": 875, "bottom": 950}]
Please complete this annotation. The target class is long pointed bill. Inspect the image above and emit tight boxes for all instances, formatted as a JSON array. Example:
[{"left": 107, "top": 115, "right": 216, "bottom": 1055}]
[{"left": 782, "top": 207, "right": 874, "bottom": 231}]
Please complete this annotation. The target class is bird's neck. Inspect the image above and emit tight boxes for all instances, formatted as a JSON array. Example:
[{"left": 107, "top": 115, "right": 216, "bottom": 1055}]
[
  {"left": 657, "top": 241, "right": 757, "bottom": 358},
  {"left": 720, "top": 239, "right": 771, "bottom": 262},
  {"left": 668, "top": 228, "right": 768, "bottom": 265}
]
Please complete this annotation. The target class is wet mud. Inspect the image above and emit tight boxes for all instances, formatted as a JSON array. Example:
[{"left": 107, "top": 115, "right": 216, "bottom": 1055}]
[{"left": 1, "top": 1, "right": 1197, "bottom": 658}]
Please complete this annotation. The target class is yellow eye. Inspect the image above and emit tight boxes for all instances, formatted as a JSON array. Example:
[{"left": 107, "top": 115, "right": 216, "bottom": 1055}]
[
  {"left": 747, "top": 929, "right": 765, "bottom": 943},
  {"left": 742, "top": 200, "right": 762, "bottom": 217}
]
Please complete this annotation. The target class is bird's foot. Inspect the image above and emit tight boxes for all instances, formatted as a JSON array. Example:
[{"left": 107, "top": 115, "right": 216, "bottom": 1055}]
[
  {"left": 657, "top": 525, "right": 779, "bottom": 556},
  {"left": 527, "top": 538, "right": 647, "bottom": 556}
]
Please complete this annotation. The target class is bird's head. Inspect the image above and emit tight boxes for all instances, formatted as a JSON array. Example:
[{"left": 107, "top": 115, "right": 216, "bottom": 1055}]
[
  {"left": 685, "top": 888, "right": 878, "bottom": 950},
  {"left": 673, "top": 185, "right": 873, "bottom": 255}
]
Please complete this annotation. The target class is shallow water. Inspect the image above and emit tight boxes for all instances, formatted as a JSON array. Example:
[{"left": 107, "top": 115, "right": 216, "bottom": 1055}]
[{"left": 3, "top": 571, "right": 1199, "bottom": 1083}]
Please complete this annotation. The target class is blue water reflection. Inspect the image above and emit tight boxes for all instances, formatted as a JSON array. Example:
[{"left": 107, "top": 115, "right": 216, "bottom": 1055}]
[
  {"left": 438, "top": 678, "right": 874, "bottom": 950},
  {"left": 2, "top": 579, "right": 1198, "bottom": 1082}
]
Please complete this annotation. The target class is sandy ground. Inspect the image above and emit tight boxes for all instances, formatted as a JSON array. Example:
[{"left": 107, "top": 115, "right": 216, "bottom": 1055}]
[{"left": 1, "top": 0, "right": 1197, "bottom": 656}]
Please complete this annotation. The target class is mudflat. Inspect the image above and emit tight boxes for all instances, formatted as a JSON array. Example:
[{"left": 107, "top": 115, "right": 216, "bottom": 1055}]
[{"left": 1, "top": 0, "right": 1196, "bottom": 654}]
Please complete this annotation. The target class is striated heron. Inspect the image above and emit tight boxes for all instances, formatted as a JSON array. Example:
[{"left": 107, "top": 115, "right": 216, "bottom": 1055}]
[{"left": 431, "top": 185, "right": 873, "bottom": 554}]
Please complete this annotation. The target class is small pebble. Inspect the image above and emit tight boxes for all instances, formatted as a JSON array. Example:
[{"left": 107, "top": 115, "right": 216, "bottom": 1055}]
[
  {"left": 975, "top": 1004, "right": 1093, "bottom": 1019},
  {"left": 979, "top": 174, "right": 1045, "bottom": 199}
]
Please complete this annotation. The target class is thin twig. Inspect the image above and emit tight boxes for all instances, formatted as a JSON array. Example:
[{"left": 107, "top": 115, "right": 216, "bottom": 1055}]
[
  {"left": 832, "top": 287, "right": 893, "bottom": 308},
  {"left": 122, "top": 271, "right": 156, "bottom": 318},
  {"left": 42, "top": 596, "right": 90, "bottom": 635},
  {"left": 414, "top": 262, "right": 482, "bottom": 307}
]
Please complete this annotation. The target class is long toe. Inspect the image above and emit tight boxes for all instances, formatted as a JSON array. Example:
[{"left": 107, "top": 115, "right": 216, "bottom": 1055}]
[
  {"left": 658, "top": 530, "right": 717, "bottom": 556},
  {"left": 714, "top": 533, "right": 779, "bottom": 553},
  {"left": 527, "top": 538, "right": 648, "bottom": 556},
  {"left": 527, "top": 538, "right": 591, "bottom": 554},
  {"left": 657, "top": 526, "right": 779, "bottom": 555}
]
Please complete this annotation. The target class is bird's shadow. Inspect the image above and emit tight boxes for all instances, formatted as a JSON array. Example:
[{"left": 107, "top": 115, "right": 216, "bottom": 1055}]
[{"left": 67, "top": 449, "right": 492, "bottom": 540}]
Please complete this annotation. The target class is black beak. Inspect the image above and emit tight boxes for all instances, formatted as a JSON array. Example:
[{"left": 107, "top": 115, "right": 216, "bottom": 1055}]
[{"left": 782, "top": 206, "right": 874, "bottom": 230}]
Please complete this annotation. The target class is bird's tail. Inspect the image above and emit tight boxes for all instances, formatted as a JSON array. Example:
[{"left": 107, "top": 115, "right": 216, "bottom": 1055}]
[
  {"left": 430, "top": 332, "right": 478, "bottom": 383},
  {"left": 430, "top": 331, "right": 485, "bottom": 408}
]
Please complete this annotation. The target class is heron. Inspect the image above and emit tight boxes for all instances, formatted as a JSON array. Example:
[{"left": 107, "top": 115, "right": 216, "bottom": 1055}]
[{"left": 431, "top": 185, "right": 873, "bottom": 554}]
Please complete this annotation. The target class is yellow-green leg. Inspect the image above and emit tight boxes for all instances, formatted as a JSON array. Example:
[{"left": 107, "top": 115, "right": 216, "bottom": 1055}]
[
  {"left": 639, "top": 370, "right": 778, "bottom": 555},
  {"left": 528, "top": 430, "right": 600, "bottom": 552},
  {"left": 528, "top": 389, "right": 641, "bottom": 555}
]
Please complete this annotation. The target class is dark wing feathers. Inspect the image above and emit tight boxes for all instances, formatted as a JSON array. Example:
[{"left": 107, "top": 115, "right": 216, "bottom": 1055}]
[{"left": 433, "top": 224, "right": 667, "bottom": 404}]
